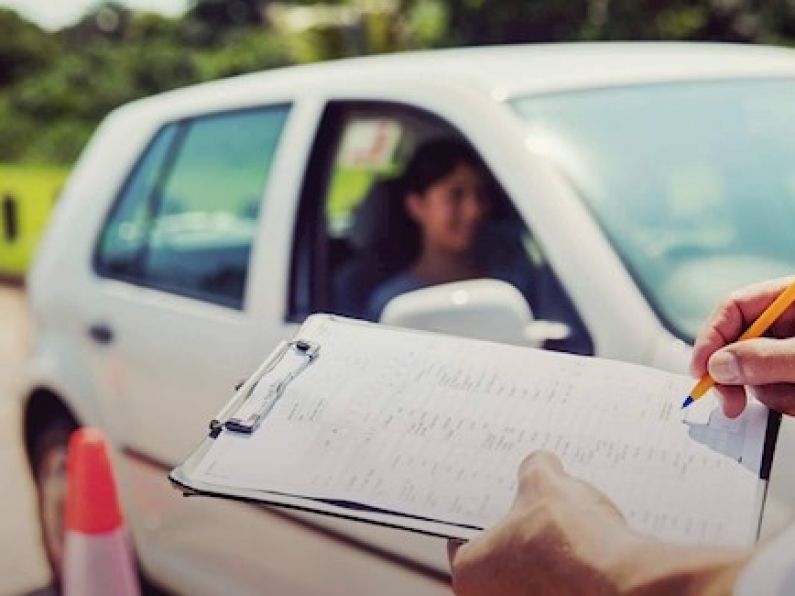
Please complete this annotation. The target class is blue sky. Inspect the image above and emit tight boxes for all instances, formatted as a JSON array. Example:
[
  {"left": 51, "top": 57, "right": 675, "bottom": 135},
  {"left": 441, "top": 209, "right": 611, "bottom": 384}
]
[{"left": 1, "top": 0, "right": 189, "bottom": 29}]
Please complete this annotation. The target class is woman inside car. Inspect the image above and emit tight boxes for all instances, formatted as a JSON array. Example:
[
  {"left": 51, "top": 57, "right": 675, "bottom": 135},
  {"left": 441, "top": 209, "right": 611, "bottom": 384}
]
[{"left": 366, "top": 138, "right": 496, "bottom": 320}]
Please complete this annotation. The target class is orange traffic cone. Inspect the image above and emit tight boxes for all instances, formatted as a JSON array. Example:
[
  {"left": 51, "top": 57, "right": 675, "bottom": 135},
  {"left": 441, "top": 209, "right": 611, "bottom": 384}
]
[{"left": 63, "top": 427, "right": 141, "bottom": 596}]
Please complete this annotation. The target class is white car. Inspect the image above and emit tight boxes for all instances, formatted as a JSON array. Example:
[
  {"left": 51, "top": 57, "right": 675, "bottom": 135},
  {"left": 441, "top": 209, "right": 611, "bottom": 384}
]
[{"left": 23, "top": 42, "right": 795, "bottom": 594}]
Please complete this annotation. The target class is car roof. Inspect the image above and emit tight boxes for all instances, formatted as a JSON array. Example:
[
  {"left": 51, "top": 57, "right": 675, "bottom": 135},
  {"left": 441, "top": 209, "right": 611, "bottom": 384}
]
[
  {"left": 279, "top": 41, "right": 795, "bottom": 94},
  {"left": 118, "top": 42, "right": 795, "bottom": 119}
]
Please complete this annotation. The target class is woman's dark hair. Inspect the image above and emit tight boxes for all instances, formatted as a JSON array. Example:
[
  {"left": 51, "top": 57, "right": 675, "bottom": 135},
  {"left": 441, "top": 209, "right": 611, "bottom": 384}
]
[
  {"left": 401, "top": 138, "right": 485, "bottom": 195},
  {"left": 372, "top": 138, "right": 487, "bottom": 269}
]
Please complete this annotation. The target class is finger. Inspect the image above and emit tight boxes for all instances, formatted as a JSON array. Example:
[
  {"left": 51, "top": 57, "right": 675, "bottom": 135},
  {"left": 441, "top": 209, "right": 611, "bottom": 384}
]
[
  {"left": 515, "top": 451, "right": 564, "bottom": 504},
  {"left": 751, "top": 384, "right": 795, "bottom": 416},
  {"left": 560, "top": 473, "right": 626, "bottom": 521},
  {"left": 690, "top": 277, "right": 795, "bottom": 377},
  {"left": 713, "top": 384, "right": 748, "bottom": 418},
  {"left": 708, "top": 337, "right": 795, "bottom": 385},
  {"left": 447, "top": 539, "right": 466, "bottom": 566}
]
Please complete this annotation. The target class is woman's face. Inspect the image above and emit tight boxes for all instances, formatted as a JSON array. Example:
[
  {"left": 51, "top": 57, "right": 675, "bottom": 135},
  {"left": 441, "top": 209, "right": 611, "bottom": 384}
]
[{"left": 406, "top": 162, "right": 490, "bottom": 255}]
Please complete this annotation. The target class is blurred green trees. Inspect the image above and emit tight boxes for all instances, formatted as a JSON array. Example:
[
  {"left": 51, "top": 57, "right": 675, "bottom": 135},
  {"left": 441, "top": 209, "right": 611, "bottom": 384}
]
[
  {"left": 0, "top": 4, "right": 292, "bottom": 163},
  {"left": 3, "top": 0, "right": 795, "bottom": 165}
]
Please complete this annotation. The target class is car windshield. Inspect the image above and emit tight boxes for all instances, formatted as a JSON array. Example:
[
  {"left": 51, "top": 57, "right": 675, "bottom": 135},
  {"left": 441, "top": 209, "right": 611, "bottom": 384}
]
[{"left": 513, "top": 78, "right": 795, "bottom": 341}]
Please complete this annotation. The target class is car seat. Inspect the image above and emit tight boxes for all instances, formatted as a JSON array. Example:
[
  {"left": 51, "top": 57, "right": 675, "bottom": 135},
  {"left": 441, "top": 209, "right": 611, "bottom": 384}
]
[{"left": 331, "top": 177, "right": 418, "bottom": 318}]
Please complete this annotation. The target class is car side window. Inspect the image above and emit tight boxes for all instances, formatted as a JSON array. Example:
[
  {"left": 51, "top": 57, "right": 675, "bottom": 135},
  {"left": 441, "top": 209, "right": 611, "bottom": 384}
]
[
  {"left": 96, "top": 124, "right": 178, "bottom": 277},
  {"left": 292, "top": 101, "right": 593, "bottom": 354},
  {"left": 290, "top": 104, "right": 453, "bottom": 318},
  {"left": 96, "top": 105, "right": 290, "bottom": 309}
]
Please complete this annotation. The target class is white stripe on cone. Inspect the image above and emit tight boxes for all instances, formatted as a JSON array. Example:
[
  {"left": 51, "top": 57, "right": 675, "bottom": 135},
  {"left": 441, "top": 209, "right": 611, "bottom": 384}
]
[{"left": 63, "top": 526, "right": 140, "bottom": 596}]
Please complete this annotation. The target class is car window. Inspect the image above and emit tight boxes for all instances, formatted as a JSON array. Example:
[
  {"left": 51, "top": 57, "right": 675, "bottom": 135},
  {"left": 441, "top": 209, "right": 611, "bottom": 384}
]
[
  {"left": 143, "top": 107, "right": 289, "bottom": 307},
  {"left": 96, "top": 105, "right": 290, "bottom": 309},
  {"left": 304, "top": 107, "right": 450, "bottom": 318},
  {"left": 325, "top": 118, "right": 405, "bottom": 237},
  {"left": 292, "top": 102, "right": 593, "bottom": 355},
  {"left": 514, "top": 79, "right": 795, "bottom": 340},
  {"left": 96, "top": 123, "right": 178, "bottom": 276}
]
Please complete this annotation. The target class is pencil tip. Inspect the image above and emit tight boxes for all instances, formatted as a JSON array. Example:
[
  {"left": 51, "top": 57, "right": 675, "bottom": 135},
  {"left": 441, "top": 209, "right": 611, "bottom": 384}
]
[{"left": 681, "top": 396, "right": 694, "bottom": 409}]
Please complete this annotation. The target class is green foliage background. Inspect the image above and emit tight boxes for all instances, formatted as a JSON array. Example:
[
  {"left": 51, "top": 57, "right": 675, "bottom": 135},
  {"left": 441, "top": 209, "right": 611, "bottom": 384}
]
[{"left": 4, "top": 0, "right": 795, "bottom": 165}]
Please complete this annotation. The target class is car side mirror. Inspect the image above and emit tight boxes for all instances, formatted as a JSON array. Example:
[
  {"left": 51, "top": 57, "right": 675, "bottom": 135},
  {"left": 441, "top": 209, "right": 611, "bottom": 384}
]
[{"left": 379, "top": 279, "right": 571, "bottom": 348}]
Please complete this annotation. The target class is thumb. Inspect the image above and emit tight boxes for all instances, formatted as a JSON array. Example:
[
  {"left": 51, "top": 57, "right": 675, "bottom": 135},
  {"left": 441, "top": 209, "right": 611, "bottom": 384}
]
[{"left": 708, "top": 337, "right": 795, "bottom": 386}]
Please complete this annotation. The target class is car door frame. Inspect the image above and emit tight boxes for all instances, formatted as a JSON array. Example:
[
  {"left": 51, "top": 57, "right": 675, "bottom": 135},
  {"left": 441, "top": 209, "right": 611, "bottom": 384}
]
[
  {"left": 245, "top": 95, "right": 327, "bottom": 327},
  {"left": 181, "top": 93, "right": 462, "bottom": 584}
]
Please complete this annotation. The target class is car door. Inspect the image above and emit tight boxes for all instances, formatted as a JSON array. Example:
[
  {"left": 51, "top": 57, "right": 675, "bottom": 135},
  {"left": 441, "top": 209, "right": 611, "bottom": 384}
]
[
  {"left": 87, "top": 100, "right": 455, "bottom": 596},
  {"left": 90, "top": 104, "right": 292, "bottom": 464}
]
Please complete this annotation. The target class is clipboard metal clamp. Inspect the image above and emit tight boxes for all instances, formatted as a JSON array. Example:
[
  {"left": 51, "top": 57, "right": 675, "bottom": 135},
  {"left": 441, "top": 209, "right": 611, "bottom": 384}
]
[{"left": 209, "top": 339, "right": 320, "bottom": 438}]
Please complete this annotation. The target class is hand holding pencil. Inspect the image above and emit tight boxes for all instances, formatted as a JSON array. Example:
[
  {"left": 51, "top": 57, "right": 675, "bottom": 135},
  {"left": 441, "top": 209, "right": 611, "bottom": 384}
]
[{"left": 688, "top": 277, "right": 795, "bottom": 417}]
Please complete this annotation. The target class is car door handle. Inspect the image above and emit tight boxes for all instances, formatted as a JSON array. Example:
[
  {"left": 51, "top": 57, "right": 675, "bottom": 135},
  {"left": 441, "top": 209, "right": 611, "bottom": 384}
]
[{"left": 88, "top": 323, "right": 114, "bottom": 345}]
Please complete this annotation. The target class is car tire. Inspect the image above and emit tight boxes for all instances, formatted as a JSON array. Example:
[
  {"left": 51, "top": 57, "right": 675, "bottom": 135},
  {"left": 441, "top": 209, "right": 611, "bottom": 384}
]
[{"left": 31, "top": 416, "right": 75, "bottom": 591}]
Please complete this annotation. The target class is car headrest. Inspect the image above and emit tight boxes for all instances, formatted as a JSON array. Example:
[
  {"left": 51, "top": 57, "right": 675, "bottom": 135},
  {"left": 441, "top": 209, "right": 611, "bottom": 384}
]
[{"left": 348, "top": 177, "right": 409, "bottom": 252}]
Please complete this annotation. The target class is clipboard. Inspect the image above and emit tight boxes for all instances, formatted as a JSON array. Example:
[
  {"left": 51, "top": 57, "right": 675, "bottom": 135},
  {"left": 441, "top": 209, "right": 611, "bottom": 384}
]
[
  {"left": 208, "top": 339, "right": 320, "bottom": 438},
  {"left": 170, "top": 317, "right": 482, "bottom": 540},
  {"left": 170, "top": 314, "right": 783, "bottom": 544}
]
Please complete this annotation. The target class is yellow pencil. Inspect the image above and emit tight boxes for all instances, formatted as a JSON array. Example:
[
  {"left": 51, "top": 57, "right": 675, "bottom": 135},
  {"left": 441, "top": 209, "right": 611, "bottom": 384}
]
[{"left": 682, "top": 277, "right": 795, "bottom": 408}]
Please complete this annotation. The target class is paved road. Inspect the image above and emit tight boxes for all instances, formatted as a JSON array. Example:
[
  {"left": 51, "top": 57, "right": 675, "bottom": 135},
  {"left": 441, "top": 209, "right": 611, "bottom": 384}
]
[{"left": 0, "top": 286, "right": 51, "bottom": 595}]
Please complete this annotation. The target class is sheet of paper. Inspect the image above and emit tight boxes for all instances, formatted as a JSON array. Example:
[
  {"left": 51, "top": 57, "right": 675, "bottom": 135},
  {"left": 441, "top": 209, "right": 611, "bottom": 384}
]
[{"left": 193, "top": 316, "right": 769, "bottom": 548}]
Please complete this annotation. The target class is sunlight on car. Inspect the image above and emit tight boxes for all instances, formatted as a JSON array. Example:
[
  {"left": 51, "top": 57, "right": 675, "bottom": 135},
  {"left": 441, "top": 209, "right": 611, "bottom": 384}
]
[{"left": 514, "top": 78, "right": 795, "bottom": 339}]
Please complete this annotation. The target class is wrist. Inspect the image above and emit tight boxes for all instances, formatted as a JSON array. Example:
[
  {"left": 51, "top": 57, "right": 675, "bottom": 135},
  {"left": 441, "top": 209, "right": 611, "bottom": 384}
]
[{"left": 611, "top": 534, "right": 751, "bottom": 596}]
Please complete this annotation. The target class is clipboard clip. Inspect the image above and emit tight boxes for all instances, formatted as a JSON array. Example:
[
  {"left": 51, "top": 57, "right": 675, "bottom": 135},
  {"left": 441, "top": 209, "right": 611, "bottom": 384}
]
[{"left": 211, "top": 339, "right": 320, "bottom": 437}]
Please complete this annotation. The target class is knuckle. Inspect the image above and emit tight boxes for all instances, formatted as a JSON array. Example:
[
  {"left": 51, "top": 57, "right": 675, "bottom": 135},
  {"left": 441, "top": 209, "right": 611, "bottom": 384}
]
[
  {"left": 726, "top": 289, "right": 746, "bottom": 305},
  {"left": 739, "top": 359, "right": 763, "bottom": 385},
  {"left": 524, "top": 466, "right": 550, "bottom": 489},
  {"left": 450, "top": 545, "right": 487, "bottom": 596},
  {"left": 529, "top": 496, "right": 557, "bottom": 523},
  {"left": 515, "top": 499, "right": 561, "bottom": 549},
  {"left": 712, "top": 298, "right": 737, "bottom": 326},
  {"left": 519, "top": 451, "right": 559, "bottom": 474},
  {"left": 518, "top": 454, "right": 558, "bottom": 491},
  {"left": 449, "top": 542, "right": 474, "bottom": 575},
  {"left": 519, "top": 451, "right": 541, "bottom": 470},
  {"left": 513, "top": 495, "right": 557, "bottom": 535},
  {"left": 739, "top": 342, "right": 785, "bottom": 384}
]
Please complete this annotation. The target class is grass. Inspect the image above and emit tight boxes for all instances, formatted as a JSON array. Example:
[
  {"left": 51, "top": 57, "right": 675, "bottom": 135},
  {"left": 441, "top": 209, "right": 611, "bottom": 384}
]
[{"left": 0, "top": 163, "right": 69, "bottom": 277}]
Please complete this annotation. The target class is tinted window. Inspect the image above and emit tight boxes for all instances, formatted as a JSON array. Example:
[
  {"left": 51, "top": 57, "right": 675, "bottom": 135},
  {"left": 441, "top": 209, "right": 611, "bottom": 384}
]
[
  {"left": 97, "top": 105, "right": 290, "bottom": 309},
  {"left": 96, "top": 124, "right": 177, "bottom": 275},
  {"left": 144, "top": 107, "right": 289, "bottom": 307},
  {"left": 293, "top": 102, "right": 592, "bottom": 354}
]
